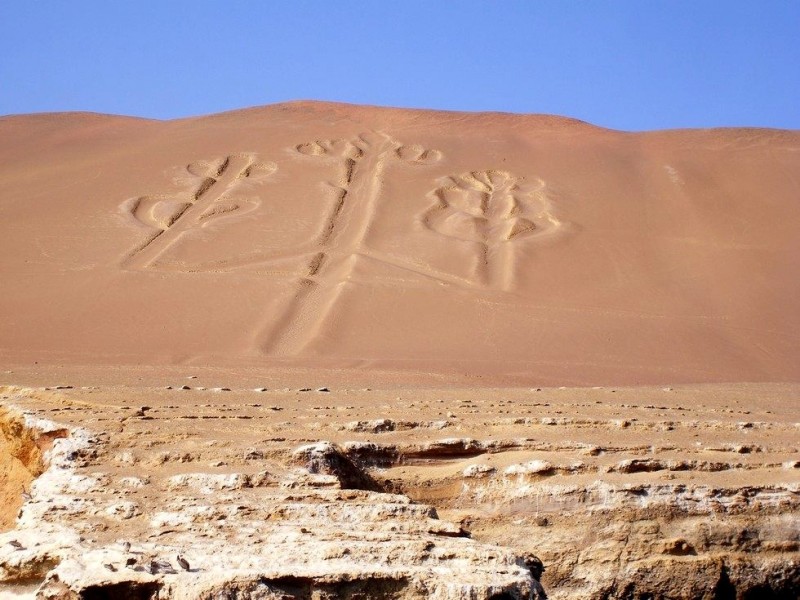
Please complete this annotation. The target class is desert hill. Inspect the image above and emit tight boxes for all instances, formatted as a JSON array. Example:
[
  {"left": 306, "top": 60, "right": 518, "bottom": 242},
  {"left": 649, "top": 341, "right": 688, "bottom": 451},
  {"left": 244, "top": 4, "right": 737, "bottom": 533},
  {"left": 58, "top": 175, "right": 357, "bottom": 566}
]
[{"left": 1, "top": 102, "right": 798, "bottom": 385}]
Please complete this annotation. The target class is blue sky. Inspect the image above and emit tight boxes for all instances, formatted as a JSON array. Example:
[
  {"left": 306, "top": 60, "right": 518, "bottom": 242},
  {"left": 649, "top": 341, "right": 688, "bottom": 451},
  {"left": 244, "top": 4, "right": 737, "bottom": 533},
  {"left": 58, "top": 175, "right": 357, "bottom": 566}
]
[{"left": 1, "top": 2, "right": 798, "bottom": 130}]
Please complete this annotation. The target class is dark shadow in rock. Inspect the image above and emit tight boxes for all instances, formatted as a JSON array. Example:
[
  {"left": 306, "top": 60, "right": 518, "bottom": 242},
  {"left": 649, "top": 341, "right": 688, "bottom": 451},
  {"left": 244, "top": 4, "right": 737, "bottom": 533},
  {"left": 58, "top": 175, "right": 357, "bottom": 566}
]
[
  {"left": 80, "top": 581, "right": 162, "bottom": 600},
  {"left": 714, "top": 564, "right": 737, "bottom": 600},
  {"left": 198, "top": 574, "right": 410, "bottom": 599},
  {"left": 294, "top": 442, "right": 384, "bottom": 492}
]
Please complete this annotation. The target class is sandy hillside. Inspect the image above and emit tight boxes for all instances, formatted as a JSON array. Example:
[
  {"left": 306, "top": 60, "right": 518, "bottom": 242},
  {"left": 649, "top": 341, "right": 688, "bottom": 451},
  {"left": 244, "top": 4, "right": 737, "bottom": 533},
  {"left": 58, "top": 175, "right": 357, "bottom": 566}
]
[
  {"left": 1, "top": 102, "right": 799, "bottom": 385},
  {"left": 1, "top": 103, "right": 799, "bottom": 599}
]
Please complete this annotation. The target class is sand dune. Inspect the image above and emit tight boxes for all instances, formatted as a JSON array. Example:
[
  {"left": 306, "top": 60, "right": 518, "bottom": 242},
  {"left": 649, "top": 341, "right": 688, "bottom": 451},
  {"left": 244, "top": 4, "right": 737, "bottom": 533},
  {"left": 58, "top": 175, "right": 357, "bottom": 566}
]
[{"left": 1, "top": 102, "right": 798, "bottom": 385}]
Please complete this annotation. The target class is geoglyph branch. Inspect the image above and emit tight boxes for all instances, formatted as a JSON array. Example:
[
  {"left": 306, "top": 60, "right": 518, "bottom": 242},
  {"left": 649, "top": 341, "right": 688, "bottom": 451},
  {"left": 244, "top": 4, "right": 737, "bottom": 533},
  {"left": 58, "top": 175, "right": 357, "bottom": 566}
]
[
  {"left": 123, "top": 154, "right": 276, "bottom": 270},
  {"left": 423, "top": 170, "right": 562, "bottom": 290}
]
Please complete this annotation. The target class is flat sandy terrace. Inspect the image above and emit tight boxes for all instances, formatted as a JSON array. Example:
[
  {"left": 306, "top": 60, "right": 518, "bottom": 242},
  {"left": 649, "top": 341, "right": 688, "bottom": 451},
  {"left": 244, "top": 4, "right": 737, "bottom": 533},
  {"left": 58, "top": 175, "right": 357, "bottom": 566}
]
[{"left": 1, "top": 370, "right": 798, "bottom": 598}]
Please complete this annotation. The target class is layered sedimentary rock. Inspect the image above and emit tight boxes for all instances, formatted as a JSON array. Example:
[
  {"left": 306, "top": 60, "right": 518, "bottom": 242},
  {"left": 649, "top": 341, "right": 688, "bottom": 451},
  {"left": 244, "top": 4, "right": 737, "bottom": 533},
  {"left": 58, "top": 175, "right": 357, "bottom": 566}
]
[
  {"left": 1, "top": 384, "right": 798, "bottom": 599},
  {"left": 0, "top": 387, "right": 542, "bottom": 599}
]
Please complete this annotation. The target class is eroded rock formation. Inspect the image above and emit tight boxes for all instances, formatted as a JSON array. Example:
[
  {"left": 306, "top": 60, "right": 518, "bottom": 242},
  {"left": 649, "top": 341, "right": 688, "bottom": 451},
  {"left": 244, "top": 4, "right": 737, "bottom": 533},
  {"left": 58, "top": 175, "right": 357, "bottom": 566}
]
[
  {"left": 1, "top": 383, "right": 798, "bottom": 599},
  {"left": 0, "top": 389, "right": 542, "bottom": 599}
]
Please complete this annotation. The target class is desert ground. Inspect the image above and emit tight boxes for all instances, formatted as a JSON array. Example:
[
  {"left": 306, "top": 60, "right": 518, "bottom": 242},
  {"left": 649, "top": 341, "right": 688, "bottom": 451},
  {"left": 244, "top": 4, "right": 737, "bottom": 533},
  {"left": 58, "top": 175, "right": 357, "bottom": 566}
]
[{"left": 1, "top": 102, "right": 798, "bottom": 598}]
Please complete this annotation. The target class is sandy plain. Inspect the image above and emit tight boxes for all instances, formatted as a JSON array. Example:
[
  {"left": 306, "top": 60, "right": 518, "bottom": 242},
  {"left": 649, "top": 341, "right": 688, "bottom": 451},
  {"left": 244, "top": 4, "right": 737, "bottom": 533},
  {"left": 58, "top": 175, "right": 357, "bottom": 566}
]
[{"left": 0, "top": 102, "right": 799, "bottom": 598}]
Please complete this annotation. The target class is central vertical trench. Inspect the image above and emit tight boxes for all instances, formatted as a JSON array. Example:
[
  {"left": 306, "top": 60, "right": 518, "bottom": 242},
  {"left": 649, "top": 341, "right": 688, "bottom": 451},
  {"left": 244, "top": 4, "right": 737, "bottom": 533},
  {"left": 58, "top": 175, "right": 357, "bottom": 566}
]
[{"left": 255, "top": 137, "right": 392, "bottom": 355}]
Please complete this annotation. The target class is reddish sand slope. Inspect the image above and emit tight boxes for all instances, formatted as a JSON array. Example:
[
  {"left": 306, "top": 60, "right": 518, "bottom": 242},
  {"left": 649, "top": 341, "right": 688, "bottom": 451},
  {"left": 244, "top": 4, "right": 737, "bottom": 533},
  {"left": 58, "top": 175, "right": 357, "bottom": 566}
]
[{"left": 0, "top": 102, "right": 798, "bottom": 385}]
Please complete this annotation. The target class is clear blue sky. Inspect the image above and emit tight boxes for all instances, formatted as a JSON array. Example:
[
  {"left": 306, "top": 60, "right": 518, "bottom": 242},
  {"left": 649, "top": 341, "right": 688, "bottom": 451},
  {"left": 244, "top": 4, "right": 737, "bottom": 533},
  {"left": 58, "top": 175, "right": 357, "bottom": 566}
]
[{"left": 1, "top": 1, "right": 798, "bottom": 131}]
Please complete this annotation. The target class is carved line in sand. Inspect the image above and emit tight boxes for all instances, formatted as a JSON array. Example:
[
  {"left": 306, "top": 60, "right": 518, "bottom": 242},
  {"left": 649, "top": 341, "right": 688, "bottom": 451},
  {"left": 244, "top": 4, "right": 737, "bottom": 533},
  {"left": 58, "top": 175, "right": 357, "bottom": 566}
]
[
  {"left": 119, "top": 140, "right": 567, "bottom": 357},
  {"left": 252, "top": 132, "right": 443, "bottom": 355},
  {"left": 122, "top": 154, "right": 276, "bottom": 270},
  {"left": 422, "top": 170, "right": 564, "bottom": 291}
]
